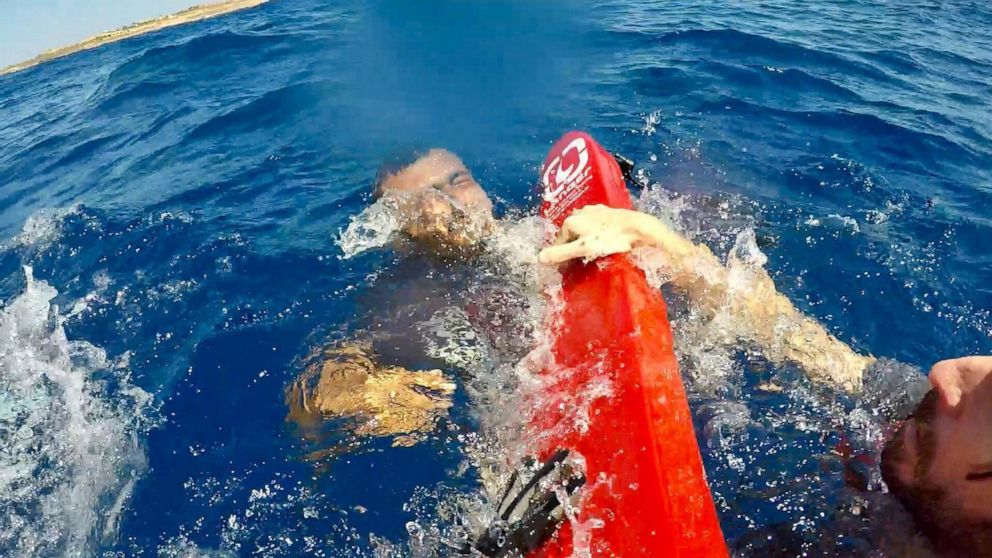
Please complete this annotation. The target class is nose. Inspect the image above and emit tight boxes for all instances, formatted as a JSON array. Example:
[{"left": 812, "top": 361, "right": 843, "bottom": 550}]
[
  {"left": 446, "top": 179, "right": 492, "bottom": 212},
  {"left": 930, "top": 361, "right": 965, "bottom": 409},
  {"left": 928, "top": 357, "right": 992, "bottom": 413}
]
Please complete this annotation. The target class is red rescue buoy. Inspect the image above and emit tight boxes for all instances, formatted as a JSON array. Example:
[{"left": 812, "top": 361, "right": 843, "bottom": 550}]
[{"left": 528, "top": 131, "right": 729, "bottom": 557}]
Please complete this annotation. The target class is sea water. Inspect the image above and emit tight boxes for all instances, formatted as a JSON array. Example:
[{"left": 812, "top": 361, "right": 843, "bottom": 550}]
[{"left": 0, "top": 1, "right": 990, "bottom": 556}]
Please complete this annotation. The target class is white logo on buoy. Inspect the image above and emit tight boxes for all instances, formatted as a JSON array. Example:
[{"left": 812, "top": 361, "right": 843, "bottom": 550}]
[{"left": 543, "top": 137, "right": 590, "bottom": 204}]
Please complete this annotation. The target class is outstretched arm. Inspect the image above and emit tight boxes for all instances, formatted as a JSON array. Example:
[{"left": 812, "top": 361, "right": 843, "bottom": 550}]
[{"left": 539, "top": 205, "right": 874, "bottom": 392}]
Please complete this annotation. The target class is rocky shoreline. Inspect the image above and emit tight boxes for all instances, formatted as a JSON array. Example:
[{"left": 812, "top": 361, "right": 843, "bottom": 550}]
[{"left": 1, "top": 0, "right": 268, "bottom": 76}]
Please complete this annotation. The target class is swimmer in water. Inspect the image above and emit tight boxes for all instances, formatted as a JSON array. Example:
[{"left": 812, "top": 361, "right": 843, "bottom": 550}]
[
  {"left": 284, "top": 149, "right": 498, "bottom": 450},
  {"left": 287, "top": 147, "right": 990, "bottom": 557},
  {"left": 543, "top": 206, "right": 992, "bottom": 558}
]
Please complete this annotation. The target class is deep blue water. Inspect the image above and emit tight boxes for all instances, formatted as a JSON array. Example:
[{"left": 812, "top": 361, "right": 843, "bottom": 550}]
[{"left": 1, "top": 1, "right": 991, "bottom": 556}]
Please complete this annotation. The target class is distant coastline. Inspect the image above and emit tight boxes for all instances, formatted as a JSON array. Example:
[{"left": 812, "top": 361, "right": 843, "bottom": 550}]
[{"left": 0, "top": 0, "right": 269, "bottom": 76}]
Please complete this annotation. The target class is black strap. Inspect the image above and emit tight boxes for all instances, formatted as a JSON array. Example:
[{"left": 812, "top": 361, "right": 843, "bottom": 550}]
[
  {"left": 464, "top": 449, "right": 585, "bottom": 557},
  {"left": 612, "top": 152, "right": 638, "bottom": 186}
]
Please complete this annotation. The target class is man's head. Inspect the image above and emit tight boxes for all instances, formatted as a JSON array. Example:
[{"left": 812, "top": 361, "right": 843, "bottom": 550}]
[
  {"left": 881, "top": 356, "right": 992, "bottom": 556},
  {"left": 373, "top": 148, "right": 494, "bottom": 251}
]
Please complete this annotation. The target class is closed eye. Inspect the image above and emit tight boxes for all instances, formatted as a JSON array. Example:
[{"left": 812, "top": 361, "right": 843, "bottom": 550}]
[
  {"left": 966, "top": 470, "right": 992, "bottom": 481},
  {"left": 430, "top": 171, "right": 469, "bottom": 192},
  {"left": 448, "top": 170, "right": 471, "bottom": 185}
]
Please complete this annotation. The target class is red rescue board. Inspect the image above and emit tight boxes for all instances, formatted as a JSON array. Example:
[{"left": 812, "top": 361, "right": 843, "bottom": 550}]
[{"left": 529, "top": 132, "right": 728, "bottom": 557}]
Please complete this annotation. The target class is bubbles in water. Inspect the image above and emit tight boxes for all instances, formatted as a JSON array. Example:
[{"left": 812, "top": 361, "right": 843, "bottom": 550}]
[
  {"left": 825, "top": 213, "right": 861, "bottom": 233},
  {"left": 157, "top": 536, "right": 238, "bottom": 558},
  {"left": 0, "top": 266, "right": 151, "bottom": 557},
  {"left": 699, "top": 400, "right": 753, "bottom": 451},
  {"left": 638, "top": 110, "right": 663, "bottom": 136},
  {"left": 418, "top": 307, "right": 489, "bottom": 370}
]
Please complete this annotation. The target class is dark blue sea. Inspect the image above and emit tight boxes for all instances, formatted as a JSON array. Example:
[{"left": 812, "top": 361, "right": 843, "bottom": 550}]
[{"left": 1, "top": 1, "right": 990, "bottom": 556}]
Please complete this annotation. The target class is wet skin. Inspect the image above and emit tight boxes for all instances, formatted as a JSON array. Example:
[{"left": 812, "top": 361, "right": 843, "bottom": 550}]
[
  {"left": 288, "top": 147, "right": 992, "bottom": 558},
  {"left": 286, "top": 150, "right": 493, "bottom": 450},
  {"left": 887, "top": 356, "right": 992, "bottom": 524},
  {"left": 378, "top": 149, "right": 495, "bottom": 248},
  {"left": 377, "top": 152, "right": 992, "bottom": 543}
]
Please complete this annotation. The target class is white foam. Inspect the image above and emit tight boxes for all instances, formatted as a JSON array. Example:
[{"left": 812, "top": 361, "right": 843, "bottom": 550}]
[
  {"left": 157, "top": 535, "right": 237, "bottom": 558},
  {"left": 826, "top": 213, "right": 861, "bottom": 233},
  {"left": 0, "top": 267, "right": 151, "bottom": 557},
  {"left": 337, "top": 197, "right": 405, "bottom": 259},
  {"left": 1, "top": 205, "right": 82, "bottom": 252}
]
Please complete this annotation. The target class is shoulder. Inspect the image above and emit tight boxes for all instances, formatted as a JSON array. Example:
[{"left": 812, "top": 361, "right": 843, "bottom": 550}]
[{"left": 860, "top": 358, "right": 929, "bottom": 421}]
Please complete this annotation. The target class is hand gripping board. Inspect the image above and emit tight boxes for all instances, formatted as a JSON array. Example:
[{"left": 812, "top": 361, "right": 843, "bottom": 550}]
[{"left": 529, "top": 131, "right": 728, "bottom": 558}]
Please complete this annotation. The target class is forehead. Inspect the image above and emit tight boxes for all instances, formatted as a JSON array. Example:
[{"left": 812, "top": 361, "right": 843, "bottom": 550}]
[{"left": 380, "top": 150, "right": 467, "bottom": 193}]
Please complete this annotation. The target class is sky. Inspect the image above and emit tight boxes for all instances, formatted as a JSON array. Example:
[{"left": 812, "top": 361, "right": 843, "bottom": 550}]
[{"left": 0, "top": 0, "right": 201, "bottom": 67}]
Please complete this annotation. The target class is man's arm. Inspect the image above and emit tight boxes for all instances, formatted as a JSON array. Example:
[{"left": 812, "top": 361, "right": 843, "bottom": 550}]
[
  {"left": 539, "top": 205, "right": 874, "bottom": 392},
  {"left": 286, "top": 342, "right": 456, "bottom": 449}
]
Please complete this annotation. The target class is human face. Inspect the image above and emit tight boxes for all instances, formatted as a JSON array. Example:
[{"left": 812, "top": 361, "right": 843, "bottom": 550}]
[
  {"left": 886, "top": 357, "right": 992, "bottom": 522},
  {"left": 379, "top": 149, "right": 494, "bottom": 218},
  {"left": 378, "top": 149, "right": 494, "bottom": 249}
]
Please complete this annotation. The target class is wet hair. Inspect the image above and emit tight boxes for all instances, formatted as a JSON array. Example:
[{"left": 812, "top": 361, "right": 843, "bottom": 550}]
[
  {"left": 372, "top": 147, "right": 429, "bottom": 199},
  {"left": 881, "top": 390, "right": 992, "bottom": 556}
]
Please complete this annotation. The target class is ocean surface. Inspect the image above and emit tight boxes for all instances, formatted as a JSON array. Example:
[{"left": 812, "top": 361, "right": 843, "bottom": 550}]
[{"left": 1, "top": 1, "right": 990, "bottom": 556}]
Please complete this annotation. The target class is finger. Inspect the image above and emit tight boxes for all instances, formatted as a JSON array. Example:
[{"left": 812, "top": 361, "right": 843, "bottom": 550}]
[
  {"left": 595, "top": 237, "right": 635, "bottom": 258},
  {"left": 552, "top": 219, "right": 578, "bottom": 246},
  {"left": 412, "top": 371, "right": 457, "bottom": 393},
  {"left": 539, "top": 239, "right": 590, "bottom": 264},
  {"left": 559, "top": 206, "right": 599, "bottom": 237}
]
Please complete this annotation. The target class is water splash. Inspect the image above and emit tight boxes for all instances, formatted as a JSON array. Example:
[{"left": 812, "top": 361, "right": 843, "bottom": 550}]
[
  {"left": 337, "top": 197, "right": 405, "bottom": 259},
  {"left": 338, "top": 189, "right": 501, "bottom": 260},
  {"left": 0, "top": 266, "right": 151, "bottom": 557},
  {"left": 0, "top": 205, "right": 83, "bottom": 252},
  {"left": 639, "top": 110, "right": 663, "bottom": 136}
]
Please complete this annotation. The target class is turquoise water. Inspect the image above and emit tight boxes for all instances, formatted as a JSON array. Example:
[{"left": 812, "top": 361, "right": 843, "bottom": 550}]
[{"left": 0, "top": 1, "right": 990, "bottom": 556}]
